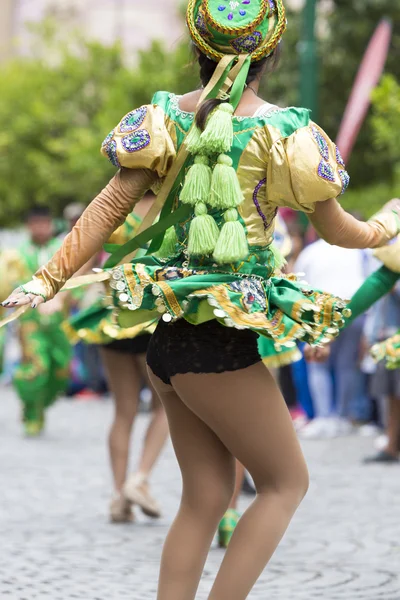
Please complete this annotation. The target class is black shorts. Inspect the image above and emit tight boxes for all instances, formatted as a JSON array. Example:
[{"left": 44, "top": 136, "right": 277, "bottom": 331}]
[
  {"left": 146, "top": 319, "right": 261, "bottom": 385},
  {"left": 104, "top": 333, "right": 152, "bottom": 355}
]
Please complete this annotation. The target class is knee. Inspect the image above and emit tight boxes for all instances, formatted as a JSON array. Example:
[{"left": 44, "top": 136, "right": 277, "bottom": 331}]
[
  {"left": 257, "top": 463, "right": 309, "bottom": 511},
  {"left": 184, "top": 478, "right": 234, "bottom": 522}
]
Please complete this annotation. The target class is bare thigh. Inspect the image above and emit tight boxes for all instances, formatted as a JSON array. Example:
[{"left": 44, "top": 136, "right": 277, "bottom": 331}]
[
  {"left": 147, "top": 370, "right": 236, "bottom": 508},
  {"left": 171, "top": 363, "right": 308, "bottom": 494}
]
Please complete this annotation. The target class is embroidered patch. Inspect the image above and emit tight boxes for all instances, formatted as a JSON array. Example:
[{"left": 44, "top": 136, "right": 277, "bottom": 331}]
[
  {"left": 312, "top": 125, "right": 329, "bottom": 161},
  {"left": 338, "top": 169, "right": 350, "bottom": 194},
  {"left": 119, "top": 107, "right": 147, "bottom": 133},
  {"left": 229, "top": 278, "right": 267, "bottom": 312},
  {"left": 122, "top": 130, "right": 151, "bottom": 153},
  {"left": 318, "top": 159, "right": 335, "bottom": 182},
  {"left": 231, "top": 31, "right": 262, "bottom": 53},
  {"left": 195, "top": 9, "right": 210, "bottom": 37}
]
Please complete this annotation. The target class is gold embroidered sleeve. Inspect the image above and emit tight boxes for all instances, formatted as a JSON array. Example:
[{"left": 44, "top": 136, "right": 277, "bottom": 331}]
[
  {"left": 101, "top": 104, "right": 176, "bottom": 178},
  {"left": 34, "top": 168, "right": 158, "bottom": 299},
  {"left": 267, "top": 123, "right": 346, "bottom": 212}
]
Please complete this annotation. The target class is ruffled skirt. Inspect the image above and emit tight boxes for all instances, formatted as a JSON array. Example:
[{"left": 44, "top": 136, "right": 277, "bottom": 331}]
[
  {"left": 99, "top": 251, "right": 350, "bottom": 361},
  {"left": 371, "top": 332, "right": 400, "bottom": 370}
]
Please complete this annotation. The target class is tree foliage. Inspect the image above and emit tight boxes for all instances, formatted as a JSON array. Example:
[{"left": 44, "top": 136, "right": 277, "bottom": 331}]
[
  {"left": 0, "top": 2, "right": 399, "bottom": 225},
  {"left": 0, "top": 22, "right": 198, "bottom": 225}
]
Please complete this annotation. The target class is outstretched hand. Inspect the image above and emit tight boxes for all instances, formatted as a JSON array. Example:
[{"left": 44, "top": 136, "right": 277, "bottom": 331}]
[{"left": 1, "top": 280, "right": 47, "bottom": 309}]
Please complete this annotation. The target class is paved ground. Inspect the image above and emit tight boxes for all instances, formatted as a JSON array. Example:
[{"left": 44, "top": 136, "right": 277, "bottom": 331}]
[{"left": 0, "top": 386, "right": 399, "bottom": 600}]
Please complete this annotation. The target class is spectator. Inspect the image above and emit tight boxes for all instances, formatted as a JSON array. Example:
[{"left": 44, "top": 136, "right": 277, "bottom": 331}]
[
  {"left": 295, "top": 239, "right": 372, "bottom": 438},
  {"left": 363, "top": 282, "right": 400, "bottom": 463}
]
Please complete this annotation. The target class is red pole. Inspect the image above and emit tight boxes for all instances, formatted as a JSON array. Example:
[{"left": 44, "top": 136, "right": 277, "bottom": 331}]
[{"left": 336, "top": 18, "right": 392, "bottom": 164}]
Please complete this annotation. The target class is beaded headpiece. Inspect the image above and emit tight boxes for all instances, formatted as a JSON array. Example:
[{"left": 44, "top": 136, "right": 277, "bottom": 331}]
[{"left": 187, "top": 0, "right": 286, "bottom": 62}]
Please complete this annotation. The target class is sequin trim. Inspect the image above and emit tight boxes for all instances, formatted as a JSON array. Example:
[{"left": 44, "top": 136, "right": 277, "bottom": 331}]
[
  {"left": 335, "top": 145, "right": 345, "bottom": 167},
  {"left": 338, "top": 169, "right": 350, "bottom": 194},
  {"left": 318, "top": 159, "right": 335, "bottom": 182},
  {"left": 312, "top": 125, "right": 329, "bottom": 161},
  {"left": 231, "top": 31, "right": 262, "bottom": 53},
  {"left": 119, "top": 107, "right": 147, "bottom": 133},
  {"left": 102, "top": 129, "right": 114, "bottom": 148},
  {"left": 105, "top": 140, "right": 120, "bottom": 167},
  {"left": 253, "top": 178, "right": 276, "bottom": 231},
  {"left": 122, "top": 130, "right": 151, "bottom": 153},
  {"left": 168, "top": 94, "right": 195, "bottom": 121}
]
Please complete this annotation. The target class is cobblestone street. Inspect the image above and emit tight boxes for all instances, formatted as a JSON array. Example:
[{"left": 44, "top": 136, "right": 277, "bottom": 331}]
[{"left": 0, "top": 386, "right": 399, "bottom": 600}]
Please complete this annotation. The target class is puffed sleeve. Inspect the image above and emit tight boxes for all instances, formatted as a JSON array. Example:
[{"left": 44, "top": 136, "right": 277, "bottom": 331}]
[
  {"left": 101, "top": 104, "right": 176, "bottom": 178},
  {"left": 267, "top": 122, "right": 349, "bottom": 213}
]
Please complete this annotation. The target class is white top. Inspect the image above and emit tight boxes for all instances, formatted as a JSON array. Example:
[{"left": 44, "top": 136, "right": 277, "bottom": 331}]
[{"left": 294, "top": 240, "right": 374, "bottom": 299}]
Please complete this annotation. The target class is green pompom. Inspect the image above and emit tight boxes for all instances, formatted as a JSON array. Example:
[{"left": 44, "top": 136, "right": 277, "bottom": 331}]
[
  {"left": 180, "top": 156, "right": 212, "bottom": 206},
  {"left": 187, "top": 202, "right": 220, "bottom": 256},
  {"left": 155, "top": 226, "right": 178, "bottom": 258},
  {"left": 209, "top": 154, "right": 244, "bottom": 210},
  {"left": 185, "top": 123, "right": 202, "bottom": 154},
  {"left": 213, "top": 209, "right": 249, "bottom": 264},
  {"left": 270, "top": 241, "right": 287, "bottom": 270},
  {"left": 198, "top": 103, "right": 234, "bottom": 154}
]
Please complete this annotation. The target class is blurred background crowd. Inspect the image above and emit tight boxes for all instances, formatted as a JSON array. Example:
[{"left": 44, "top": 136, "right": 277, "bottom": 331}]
[{"left": 0, "top": 0, "right": 400, "bottom": 460}]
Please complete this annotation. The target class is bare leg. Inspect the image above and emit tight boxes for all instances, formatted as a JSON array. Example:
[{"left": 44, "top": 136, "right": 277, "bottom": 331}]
[
  {"left": 386, "top": 395, "right": 400, "bottom": 457},
  {"left": 230, "top": 461, "right": 245, "bottom": 510},
  {"left": 135, "top": 354, "right": 169, "bottom": 477},
  {"left": 100, "top": 348, "right": 140, "bottom": 492},
  {"left": 148, "top": 370, "right": 236, "bottom": 600},
  {"left": 171, "top": 363, "right": 309, "bottom": 600}
]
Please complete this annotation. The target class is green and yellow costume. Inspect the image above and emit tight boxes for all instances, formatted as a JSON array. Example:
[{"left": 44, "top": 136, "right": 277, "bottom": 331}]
[
  {"left": 4, "top": 0, "right": 400, "bottom": 370},
  {"left": 65, "top": 213, "right": 155, "bottom": 345},
  {"left": 0, "top": 240, "right": 71, "bottom": 433},
  {"left": 99, "top": 90, "right": 349, "bottom": 353}
]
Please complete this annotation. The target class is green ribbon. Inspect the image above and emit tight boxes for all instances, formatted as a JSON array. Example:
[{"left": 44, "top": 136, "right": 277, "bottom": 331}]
[{"left": 103, "top": 203, "right": 192, "bottom": 268}]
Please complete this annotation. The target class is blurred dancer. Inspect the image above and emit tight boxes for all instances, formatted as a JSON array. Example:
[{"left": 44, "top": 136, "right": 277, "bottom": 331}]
[
  {"left": 4, "top": 1, "right": 400, "bottom": 597},
  {"left": 0, "top": 206, "right": 71, "bottom": 435},
  {"left": 66, "top": 196, "right": 169, "bottom": 522},
  {"left": 306, "top": 231, "right": 400, "bottom": 462}
]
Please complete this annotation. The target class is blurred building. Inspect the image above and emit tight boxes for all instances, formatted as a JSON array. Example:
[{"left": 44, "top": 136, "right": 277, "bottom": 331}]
[{"left": 1, "top": 0, "right": 316, "bottom": 62}]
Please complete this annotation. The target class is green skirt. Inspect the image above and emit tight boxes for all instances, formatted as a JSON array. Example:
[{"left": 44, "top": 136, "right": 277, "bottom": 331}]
[
  {"left": 371, "top": 332, "right": 400, "bottom": 370},
  {"left": 64, "top": 298, "right": 155, "bottom": 346},
  {"left": 98, "top": 249, "right": 349, "bottom": 357}
]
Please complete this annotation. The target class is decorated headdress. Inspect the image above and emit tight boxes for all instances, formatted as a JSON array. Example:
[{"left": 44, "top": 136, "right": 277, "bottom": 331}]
[
  {"left": 187, "top": 0, "right": 286, "bottom": 63},
  {"left": 174, "top": 0, "right": 287, "bottom": 263}
]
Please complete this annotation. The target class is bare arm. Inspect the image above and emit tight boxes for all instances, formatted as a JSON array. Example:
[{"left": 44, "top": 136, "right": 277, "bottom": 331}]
[
  {"left": 309, "top": 198, "right": 400, "bottom": 249},
  {"left": 2, "top": 167, "right": 157, "bottom": 306}
]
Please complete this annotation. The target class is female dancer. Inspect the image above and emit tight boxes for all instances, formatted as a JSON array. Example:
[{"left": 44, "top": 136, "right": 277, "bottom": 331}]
[
  {"left": 66, "top": 196, "right": 169, "bottom": 522},
  {"left": 3, "top": 2, "right": 400, "bottom": 597}
]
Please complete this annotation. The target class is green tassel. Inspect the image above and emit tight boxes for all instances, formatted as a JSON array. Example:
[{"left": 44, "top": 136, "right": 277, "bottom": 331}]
[
  {"left": 209, "top": 154, "right": 244, "bottom": 210},
  {"left": 270, "top": 241, "right": 287, "bottom": 270},
  {"left": 180, "top": 156, "right": 212, "bottom": 206},
  {"left": 185, "top": 123, "right": 202, "bottom": 154},
  {"left": 213, "top": 208, "right": 248, "bottom": 264},
  {"left": 155, "top": 226, "right": 178, "bottom": 258},
  {"left": 198, "top": 103, "right": 234, "bottom": 154},
  {"left": 187, "top": 202, "right": 220, "bottom": 256}
]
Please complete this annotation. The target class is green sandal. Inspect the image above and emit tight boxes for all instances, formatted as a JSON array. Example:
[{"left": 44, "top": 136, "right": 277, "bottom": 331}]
[{"left": 218, "top": 509, "right": 240, "bottom": 548}]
